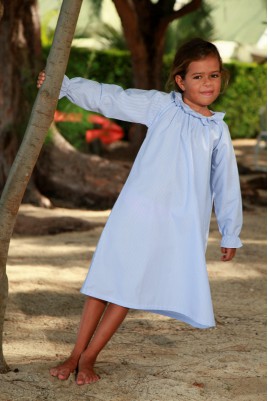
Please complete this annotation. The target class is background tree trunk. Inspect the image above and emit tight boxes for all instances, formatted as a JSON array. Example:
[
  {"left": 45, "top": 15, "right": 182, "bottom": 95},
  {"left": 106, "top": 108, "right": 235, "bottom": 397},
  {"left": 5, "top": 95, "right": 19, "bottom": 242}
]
[
  {"left": 0, "top": 0, "right": 42, "bottom": 192},
  {"left": 0, "top": 0, "right": 83, "bottom": 373}
]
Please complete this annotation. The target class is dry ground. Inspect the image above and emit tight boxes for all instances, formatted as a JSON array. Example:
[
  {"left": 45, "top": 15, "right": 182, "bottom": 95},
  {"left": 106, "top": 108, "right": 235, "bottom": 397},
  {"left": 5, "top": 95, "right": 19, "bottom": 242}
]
[{"left": 0, "top": 139, "right": 266, "bottom": 401}]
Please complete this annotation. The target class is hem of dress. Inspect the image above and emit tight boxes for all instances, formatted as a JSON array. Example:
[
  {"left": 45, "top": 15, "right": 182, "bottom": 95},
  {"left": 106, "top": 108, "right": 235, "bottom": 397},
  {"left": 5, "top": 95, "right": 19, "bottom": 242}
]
[{"left": 80, "top": 289, "right": 215, "bottom": 329}]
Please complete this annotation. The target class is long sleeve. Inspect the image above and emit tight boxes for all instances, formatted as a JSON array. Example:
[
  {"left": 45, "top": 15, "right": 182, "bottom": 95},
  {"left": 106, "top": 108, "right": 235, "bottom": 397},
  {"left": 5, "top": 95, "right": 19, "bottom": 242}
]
[
  {"left": 210, "top": 123, "right": 243, "bottom": 248},
  {"left": 59, "top": 75, "right": 164, "bottom": 127}
]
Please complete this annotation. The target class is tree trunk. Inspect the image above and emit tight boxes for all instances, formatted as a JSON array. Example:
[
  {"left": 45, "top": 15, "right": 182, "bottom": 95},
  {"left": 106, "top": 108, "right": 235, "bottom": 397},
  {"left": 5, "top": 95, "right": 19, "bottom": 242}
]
[
  {"left": 0, "top": 0, "right": 51, "bottom": 207},
  {"left": 0, "top": 0, "right": 83, "bottom": 373},
  {"left": 0, "top": 0, "right": 42, "bottom": 193}
]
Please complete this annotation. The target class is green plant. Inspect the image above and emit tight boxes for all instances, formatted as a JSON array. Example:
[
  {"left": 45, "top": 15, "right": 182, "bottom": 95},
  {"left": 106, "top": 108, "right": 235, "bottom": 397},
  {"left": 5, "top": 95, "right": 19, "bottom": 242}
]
[{"left": 213, "top": 62, "right": 267, "bottom": 138}]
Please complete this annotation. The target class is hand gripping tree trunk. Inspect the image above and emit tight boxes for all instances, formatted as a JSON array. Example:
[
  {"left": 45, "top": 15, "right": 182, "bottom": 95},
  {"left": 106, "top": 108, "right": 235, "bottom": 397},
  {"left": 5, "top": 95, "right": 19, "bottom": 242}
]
[{"left": 0, "top": 0, "right": 83, "bottom": 373}]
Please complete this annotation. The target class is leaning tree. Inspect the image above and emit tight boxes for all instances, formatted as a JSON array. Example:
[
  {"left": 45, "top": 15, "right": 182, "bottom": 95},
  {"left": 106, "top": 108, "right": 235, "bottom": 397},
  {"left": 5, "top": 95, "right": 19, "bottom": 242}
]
[{"left": 0, "top": 0, "right": 84, "bottom": 373}]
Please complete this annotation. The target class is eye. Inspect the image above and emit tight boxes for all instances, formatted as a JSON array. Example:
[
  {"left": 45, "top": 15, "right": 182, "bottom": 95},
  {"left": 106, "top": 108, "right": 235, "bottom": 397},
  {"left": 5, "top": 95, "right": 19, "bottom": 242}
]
[
  {"left": 211, "top": 73, "right": 221, "bottom": 78},
  {"left": 193, "top": 75, "right": 202, "bottom": 80}
]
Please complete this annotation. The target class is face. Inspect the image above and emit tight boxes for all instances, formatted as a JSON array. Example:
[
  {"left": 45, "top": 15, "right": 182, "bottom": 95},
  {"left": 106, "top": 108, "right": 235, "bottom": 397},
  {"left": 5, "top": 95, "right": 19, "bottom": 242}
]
[{"left": 175, "top": 55, "right": 221, "bottom": 115}]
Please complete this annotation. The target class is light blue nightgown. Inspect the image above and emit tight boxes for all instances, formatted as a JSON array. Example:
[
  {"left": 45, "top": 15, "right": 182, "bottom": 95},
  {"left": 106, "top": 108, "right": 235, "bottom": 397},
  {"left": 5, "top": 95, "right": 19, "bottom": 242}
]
[{"left": 59, "top": 76, "right": 243, "bottom": 329}]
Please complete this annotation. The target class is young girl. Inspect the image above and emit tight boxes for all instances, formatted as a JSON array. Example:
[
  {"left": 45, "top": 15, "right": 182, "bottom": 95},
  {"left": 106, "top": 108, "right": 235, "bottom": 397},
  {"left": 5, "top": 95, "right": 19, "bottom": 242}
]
[{"left": 37, "top": 38, "right": 242, "bottom": 386}]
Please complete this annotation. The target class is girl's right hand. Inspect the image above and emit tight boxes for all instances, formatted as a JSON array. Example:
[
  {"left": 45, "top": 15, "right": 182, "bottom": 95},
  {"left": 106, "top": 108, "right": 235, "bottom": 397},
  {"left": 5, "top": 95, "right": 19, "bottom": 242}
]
[{"left": 37, "top": 71, "right": 46, "bottom": 88}]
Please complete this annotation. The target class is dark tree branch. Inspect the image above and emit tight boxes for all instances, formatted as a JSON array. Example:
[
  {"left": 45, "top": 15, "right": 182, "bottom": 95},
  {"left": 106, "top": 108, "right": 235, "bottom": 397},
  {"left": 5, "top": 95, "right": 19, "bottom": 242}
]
[{"left": 158, "top": 0, "right": 202, "bottom": 25}]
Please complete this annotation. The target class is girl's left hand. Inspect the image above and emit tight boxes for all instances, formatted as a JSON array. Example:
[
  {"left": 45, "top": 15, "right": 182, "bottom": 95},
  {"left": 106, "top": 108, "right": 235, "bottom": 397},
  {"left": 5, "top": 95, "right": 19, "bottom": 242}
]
[{"left": 221, "top": 247, "right": 236, "bottom": 262}]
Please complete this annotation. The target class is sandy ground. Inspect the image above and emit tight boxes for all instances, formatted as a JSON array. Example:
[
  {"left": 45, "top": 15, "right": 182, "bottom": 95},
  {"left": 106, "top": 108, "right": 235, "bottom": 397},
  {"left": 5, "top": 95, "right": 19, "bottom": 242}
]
[{"left": 0, "top": 139, "right": 266, "bottom": 401}]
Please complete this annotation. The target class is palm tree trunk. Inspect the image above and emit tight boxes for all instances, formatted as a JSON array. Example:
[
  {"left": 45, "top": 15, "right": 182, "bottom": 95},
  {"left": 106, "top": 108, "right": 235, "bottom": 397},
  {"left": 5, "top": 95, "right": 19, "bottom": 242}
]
[{"left": 0, "top": 0, "right": 83, "bottom": 373}]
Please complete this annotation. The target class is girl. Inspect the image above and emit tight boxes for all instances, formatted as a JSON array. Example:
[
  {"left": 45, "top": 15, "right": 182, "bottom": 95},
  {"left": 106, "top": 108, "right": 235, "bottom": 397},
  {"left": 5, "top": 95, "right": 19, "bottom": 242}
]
[{"left": 37, "top": 38, "right": 243, "bottom": 386}]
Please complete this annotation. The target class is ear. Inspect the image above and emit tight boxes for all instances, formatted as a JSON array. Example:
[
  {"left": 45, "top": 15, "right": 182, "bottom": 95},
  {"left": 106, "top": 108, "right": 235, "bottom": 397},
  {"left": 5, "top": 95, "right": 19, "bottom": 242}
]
[{"left": 175, "top": 75, "right": 185, "bottom": 91}]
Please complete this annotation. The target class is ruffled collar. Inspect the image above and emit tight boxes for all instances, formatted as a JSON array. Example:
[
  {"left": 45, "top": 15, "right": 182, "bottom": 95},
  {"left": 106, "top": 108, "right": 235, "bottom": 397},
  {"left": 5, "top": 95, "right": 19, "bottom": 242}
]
[{"left": 173, "top": 92, "right": 225, "bottom": 126}]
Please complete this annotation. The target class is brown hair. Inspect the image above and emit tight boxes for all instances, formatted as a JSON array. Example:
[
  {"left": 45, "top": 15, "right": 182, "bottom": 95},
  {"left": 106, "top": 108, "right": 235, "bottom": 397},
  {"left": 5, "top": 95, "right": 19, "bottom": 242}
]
[{"left": 166, "top": 38, "right": 229, "bottom": 93}]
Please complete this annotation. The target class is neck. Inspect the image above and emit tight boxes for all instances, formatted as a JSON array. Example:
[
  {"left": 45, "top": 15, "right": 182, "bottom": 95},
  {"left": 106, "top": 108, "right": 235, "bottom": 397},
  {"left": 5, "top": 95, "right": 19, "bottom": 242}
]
[{"left": 182, "top": 96, "right": 213, "bottom": 117}]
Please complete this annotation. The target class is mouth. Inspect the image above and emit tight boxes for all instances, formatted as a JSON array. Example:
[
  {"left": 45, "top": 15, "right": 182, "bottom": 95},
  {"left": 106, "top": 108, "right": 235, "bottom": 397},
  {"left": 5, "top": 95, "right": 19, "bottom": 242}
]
[{"left": 200, "top": 91, "right": 214, "bottom": 97}]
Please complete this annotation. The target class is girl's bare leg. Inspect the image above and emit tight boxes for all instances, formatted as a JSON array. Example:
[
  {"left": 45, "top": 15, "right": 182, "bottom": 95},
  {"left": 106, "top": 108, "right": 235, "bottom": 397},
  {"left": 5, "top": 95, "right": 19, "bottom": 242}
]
[
  {"left": 50, "top": 296, "right": 107, "bottom": 380},
  {"left": 76, "top": 303, "right": 129, "bottom": 385}
]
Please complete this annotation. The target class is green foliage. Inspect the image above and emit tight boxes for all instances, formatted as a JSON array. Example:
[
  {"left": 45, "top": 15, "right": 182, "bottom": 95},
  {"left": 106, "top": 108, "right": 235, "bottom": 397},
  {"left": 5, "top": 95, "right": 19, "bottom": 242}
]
[
  {"left": 213, "top": 62, "right": 267, "bottom": 138},
  {"left": 42, "top": 47, "right": 266, "bottom": 143},
  {"left": 43, "top": 47, "right": 132, "bottom": 87},
  {"left": 66, "top": 48, "right": 133, "bottom": 88}
]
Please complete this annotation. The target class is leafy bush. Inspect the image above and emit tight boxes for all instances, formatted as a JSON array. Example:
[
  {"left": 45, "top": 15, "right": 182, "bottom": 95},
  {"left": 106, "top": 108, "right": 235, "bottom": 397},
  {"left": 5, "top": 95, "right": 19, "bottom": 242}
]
[
  {"left": 43, "top": 47, "right": 133, "bottom": 87},
  {"left": 43, "top": 46, "right": 266, "bottom": 142},
  {"left": 213, "top": 63, "right": 267, "bottom": 138}
]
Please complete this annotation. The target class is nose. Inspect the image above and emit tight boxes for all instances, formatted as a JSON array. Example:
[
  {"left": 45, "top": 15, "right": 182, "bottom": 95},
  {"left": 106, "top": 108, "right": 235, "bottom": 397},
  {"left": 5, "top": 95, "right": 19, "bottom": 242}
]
[{"left": 203, "top": 76, "right": 212, "bottom": 86}]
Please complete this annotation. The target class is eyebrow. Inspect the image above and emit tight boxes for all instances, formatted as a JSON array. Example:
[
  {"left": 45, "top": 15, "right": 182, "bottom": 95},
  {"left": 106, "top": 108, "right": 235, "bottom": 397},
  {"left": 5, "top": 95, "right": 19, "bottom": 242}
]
[{"left": 191, "top": 70, "right": 221, "bottom": 75}]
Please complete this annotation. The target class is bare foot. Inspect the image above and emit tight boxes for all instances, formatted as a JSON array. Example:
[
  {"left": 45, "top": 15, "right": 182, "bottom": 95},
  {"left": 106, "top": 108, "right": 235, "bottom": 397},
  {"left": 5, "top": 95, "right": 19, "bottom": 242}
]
[
  {"left": 76, "top": 353, "right": 100, "bottom": 385},
  {"left": 50, "top": 356, "right": 78, "bottom": 380}
]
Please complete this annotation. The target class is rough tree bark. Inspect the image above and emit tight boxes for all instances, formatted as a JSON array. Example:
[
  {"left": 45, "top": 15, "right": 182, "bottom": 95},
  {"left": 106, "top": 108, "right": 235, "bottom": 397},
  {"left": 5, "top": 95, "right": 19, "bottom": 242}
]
[
  {"left": 0, "top": 0, "right": 83, "bottom": 373},
  {"left": 112, "top": 0, "right": 202, "bottom": 146},
  {"left": 0, "top": 0, "right": 42, "bottom": 194}
]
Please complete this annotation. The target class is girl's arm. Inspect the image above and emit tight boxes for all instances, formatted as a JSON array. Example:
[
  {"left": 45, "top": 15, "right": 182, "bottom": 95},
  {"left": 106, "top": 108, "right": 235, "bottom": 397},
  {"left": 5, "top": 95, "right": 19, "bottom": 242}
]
[
  {"left": 58, "top": 75, "right": 164, "bottom": 126},
  {"left": 37, "top": 72, "right": 164, "bottom": 126},
  {"left": 210, "top": 123, "right": 243, "bottom": 257}
]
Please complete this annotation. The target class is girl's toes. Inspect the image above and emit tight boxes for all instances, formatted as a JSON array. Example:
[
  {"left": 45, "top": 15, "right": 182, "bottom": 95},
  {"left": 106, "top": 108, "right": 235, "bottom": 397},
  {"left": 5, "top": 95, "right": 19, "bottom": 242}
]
[
  {"left": 76, "top": 369, "right": 100, "bottom": 385},
  {"left": 57, "top": 369, "right": 71, "bottom": 380},
  {"left": 76, "top": 372, "right": 86, "bottom": 385},
  {"left": 49, "top": 367, "right": 59, "bottom": 377},
  {"left": 50, "top": 365, "right": 73, "bottom": 380},
  {"left": 85, "top": 373, "right": 100, "bottom": 384}
]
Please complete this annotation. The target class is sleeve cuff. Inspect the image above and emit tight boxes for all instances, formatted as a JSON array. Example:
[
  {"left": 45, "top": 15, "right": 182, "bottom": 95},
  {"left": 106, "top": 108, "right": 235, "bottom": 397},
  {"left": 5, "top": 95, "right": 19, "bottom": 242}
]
[
  {"left": 221, "top": 235, "right": 243, "bottom": 248},
  {"left": 59, "top": 75, "right": 70, "bottom": 99}
]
